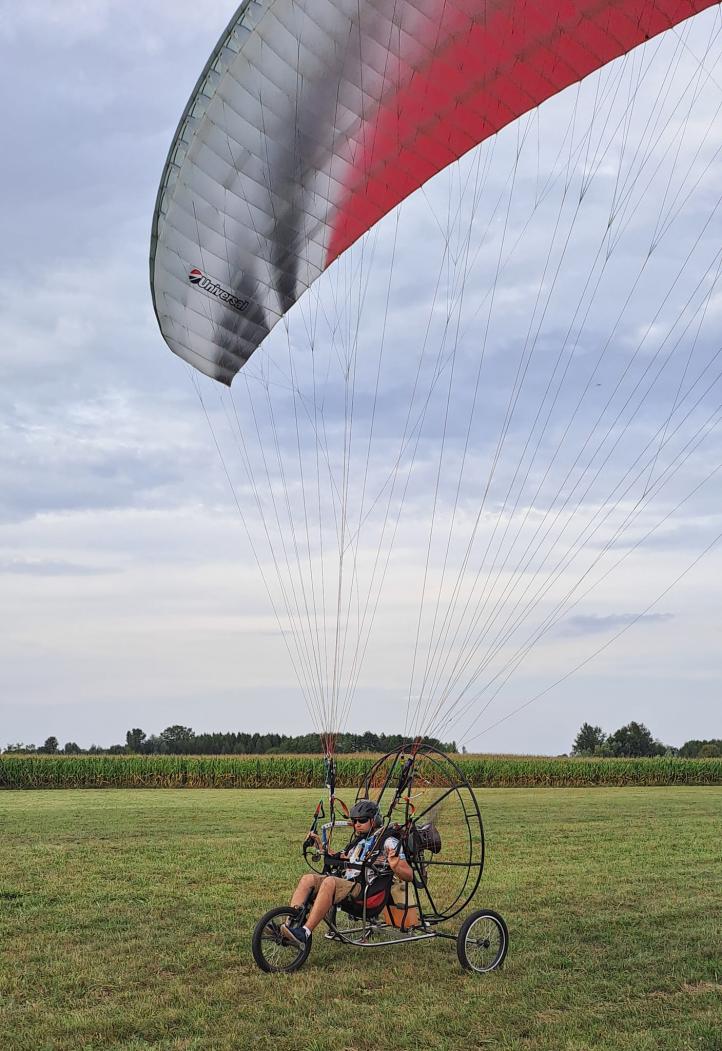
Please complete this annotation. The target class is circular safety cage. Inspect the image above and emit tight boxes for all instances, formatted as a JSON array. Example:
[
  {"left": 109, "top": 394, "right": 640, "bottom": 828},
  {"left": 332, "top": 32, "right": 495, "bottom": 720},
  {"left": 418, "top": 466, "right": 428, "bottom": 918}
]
[{"left": 357, "top": 743, "right": 484, "bottom": 922}]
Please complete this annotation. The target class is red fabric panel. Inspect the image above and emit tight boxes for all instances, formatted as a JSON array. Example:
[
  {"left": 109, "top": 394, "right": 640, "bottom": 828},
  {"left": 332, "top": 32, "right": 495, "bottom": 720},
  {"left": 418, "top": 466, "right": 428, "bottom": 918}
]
[{"left": 327, "top": 0, "right": 718, "bottom": 265}]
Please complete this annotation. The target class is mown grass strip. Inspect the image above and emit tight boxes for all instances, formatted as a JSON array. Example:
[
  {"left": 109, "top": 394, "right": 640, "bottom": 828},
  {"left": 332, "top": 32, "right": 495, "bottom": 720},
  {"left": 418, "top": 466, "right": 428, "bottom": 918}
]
[{"left": 0, "top": 754, "right": 720, "bottom": 789}]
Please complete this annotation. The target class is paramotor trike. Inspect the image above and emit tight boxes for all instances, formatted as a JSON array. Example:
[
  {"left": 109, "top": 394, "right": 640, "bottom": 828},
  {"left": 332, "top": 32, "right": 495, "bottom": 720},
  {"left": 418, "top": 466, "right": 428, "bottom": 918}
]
[{"left": 251, "top": 743, "right": 509, "bottom": 974}]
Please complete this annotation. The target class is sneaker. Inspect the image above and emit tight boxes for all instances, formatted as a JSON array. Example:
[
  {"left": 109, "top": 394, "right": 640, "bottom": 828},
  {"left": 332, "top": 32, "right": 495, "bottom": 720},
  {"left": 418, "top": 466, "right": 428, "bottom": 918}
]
[{"left": 280, "top": 924, "right": 309, "bottom": 948}]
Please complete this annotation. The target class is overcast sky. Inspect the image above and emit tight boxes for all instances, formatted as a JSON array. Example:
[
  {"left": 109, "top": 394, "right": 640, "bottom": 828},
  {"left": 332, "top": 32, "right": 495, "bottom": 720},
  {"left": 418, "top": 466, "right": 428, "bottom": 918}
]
[{"left": 1, "top": 1, "right": 721, "bottom": 754}]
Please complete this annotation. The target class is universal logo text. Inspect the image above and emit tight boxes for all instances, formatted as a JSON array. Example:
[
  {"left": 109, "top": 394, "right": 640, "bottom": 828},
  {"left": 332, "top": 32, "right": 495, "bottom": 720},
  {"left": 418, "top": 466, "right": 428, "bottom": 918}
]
[{"left": 188, "top": 268, "right": 249, "bottom": 313}]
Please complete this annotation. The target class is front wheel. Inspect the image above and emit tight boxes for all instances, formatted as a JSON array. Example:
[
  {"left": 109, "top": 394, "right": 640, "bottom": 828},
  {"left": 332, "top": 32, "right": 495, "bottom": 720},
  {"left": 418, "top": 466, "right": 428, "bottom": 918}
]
[
  {"left": 456, "top": 909, "right": 508, "bottom": 973},
  {"left": 252, "top": 906, "right": 312, "bottom": 973}
]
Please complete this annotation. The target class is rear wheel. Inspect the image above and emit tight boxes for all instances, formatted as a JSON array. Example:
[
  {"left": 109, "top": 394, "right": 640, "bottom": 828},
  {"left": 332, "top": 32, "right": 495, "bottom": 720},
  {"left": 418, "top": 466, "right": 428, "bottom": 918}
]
[
  {"left": 456, "top": 909, "right": 508, "bottom": 973},
  {"left": 252, "top": 906, "right": 312, "bottom": 973}
]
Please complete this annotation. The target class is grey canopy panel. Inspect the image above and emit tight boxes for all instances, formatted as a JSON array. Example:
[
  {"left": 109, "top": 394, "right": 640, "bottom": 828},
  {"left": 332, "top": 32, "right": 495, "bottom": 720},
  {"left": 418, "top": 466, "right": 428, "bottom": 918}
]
[{"left": 150, "top": 0, "right": 386, "bottom": 385}]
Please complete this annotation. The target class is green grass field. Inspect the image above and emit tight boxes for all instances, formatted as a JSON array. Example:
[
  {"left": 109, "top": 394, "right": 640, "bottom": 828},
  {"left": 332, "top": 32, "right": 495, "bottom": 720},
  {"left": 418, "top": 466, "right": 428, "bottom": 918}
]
[{"left": 1, "top": 788, "right": 720, "bottom": 1051}]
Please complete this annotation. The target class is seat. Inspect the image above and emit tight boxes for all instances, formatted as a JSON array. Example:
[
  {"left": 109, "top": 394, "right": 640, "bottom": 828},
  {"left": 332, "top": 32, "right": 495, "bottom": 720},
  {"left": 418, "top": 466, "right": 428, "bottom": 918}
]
[{"left": 338, "top": 873, "right": 394, "bottom": 919}]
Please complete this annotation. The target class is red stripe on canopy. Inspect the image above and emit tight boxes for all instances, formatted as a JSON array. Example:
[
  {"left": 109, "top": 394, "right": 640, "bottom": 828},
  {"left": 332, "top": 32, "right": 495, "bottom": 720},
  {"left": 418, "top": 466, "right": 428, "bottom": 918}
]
[{"left": 326, "top": 0, "right": 718, "bottom": 266}]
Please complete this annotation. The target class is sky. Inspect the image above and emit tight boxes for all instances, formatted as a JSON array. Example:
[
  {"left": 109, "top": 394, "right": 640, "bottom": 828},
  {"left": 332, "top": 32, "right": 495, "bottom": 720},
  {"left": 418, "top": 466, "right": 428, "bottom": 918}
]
[{"left": 1, "top": 0, "right": 721, "bottom": 754}]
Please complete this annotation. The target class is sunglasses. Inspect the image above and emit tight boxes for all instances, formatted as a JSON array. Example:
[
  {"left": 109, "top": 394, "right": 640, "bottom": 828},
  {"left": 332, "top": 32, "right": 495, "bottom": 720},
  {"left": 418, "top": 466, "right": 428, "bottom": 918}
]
[{"left": 351, "top": 817, "right": 371, "bottom": 824}]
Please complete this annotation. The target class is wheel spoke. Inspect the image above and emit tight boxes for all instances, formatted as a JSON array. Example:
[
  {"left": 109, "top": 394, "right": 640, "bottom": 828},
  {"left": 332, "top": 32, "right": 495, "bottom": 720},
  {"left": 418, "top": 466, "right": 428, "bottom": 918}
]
[
  {"left": 465, "top": 917, "right": 503, "bottom": 970},
  {"left": 457, "top": 909, "right": 508, "bottom": 972},
  {"left": 252, "top": 908, "right": 312, "bottom": 973}
]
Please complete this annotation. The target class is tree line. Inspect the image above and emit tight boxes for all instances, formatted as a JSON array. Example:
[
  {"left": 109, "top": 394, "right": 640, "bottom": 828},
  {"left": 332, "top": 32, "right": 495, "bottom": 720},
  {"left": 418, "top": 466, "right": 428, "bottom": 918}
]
[
  {"left": 3, "top": 727, "right": 457, "bottom": 756},
  {"left": 571, "top": 721, "right": 721, "bottom": 758},
  {"left": 5, "top": 722, "right": 717, "bottom": 757}
]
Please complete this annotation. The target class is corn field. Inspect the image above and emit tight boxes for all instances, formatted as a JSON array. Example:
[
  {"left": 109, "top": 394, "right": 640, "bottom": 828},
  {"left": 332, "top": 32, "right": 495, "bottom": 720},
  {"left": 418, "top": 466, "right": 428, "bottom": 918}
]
[{"left": 0, "top": 754, "right": 720, "bottom": 789}]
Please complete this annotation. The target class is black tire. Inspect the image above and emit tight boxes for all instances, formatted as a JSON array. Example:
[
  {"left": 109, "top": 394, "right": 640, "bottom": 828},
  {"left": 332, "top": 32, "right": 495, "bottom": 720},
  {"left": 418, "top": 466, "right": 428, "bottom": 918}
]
[
  {"left": 456, "top": 909, "right": 508, "bottom": 973},
  {"left": 251, "top": 906, "right": 312, "bottom": 973}
]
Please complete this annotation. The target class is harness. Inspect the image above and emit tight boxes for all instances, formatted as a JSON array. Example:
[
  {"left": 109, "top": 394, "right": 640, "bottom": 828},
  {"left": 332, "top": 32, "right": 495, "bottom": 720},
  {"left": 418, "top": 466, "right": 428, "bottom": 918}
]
[{"left": 323, "top": 824, "right": 404, "bottom": 918}]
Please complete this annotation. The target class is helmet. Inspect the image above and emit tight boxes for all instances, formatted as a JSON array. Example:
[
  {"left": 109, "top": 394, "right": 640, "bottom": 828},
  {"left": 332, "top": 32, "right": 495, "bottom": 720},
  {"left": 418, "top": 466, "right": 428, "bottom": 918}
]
[{"left": 349, "top": 799, "right": 381, "bottom": 825}]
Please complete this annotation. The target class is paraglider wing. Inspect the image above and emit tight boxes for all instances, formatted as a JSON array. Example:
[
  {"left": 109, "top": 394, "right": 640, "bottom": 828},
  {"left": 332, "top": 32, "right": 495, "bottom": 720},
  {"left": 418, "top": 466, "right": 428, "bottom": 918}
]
[{"left": 150, "top": 0, "right": 717, "bottom": 385}]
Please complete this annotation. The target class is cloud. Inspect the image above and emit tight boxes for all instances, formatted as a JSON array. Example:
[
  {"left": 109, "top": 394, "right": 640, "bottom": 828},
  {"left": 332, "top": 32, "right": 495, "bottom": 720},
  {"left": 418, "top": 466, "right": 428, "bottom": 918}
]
[
  {"left": 557, "top": 612, "right": 674, "bottom": 637},
  {"left": 0, "top": 2, "right": 114, "bottom": 44},
  {"left": 0, "top": 259, "right": 134, "bottom": 376},
  {"left": 0, "top": 382, "right": 213, "bottom": 523},
  {"left": 0, "top": 558, "right": 112, "bottom": 577},
  {"left": 0, "top": 1, "right": 230, "bottom": 47}
]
